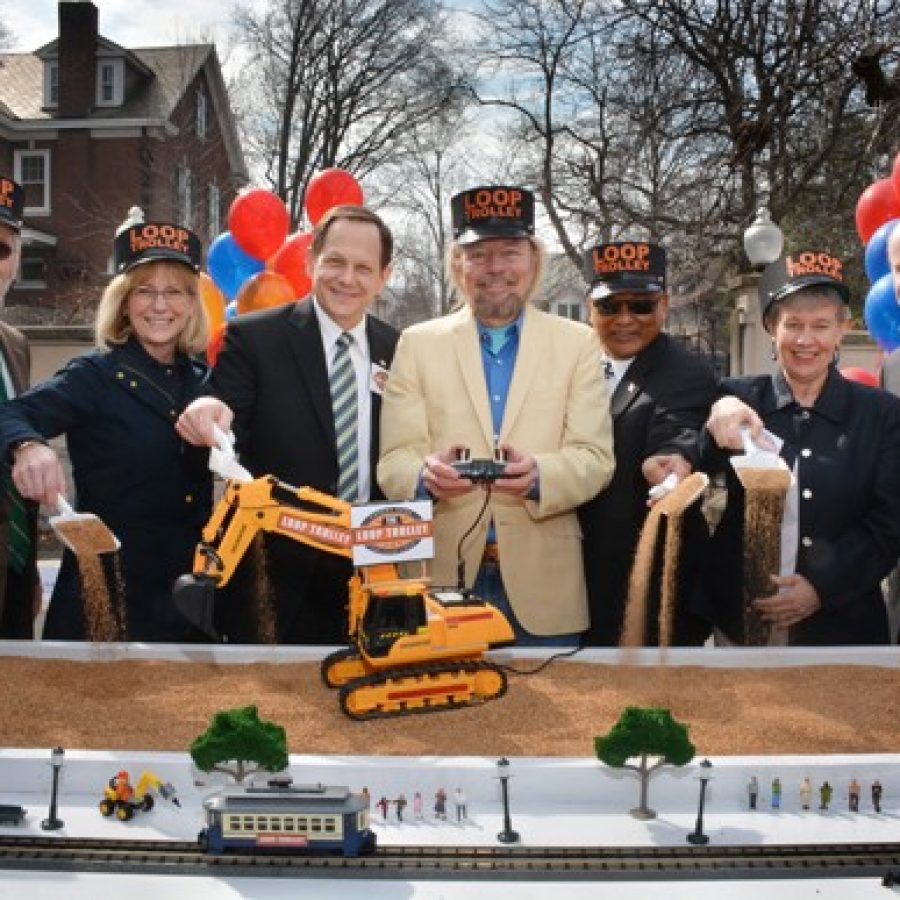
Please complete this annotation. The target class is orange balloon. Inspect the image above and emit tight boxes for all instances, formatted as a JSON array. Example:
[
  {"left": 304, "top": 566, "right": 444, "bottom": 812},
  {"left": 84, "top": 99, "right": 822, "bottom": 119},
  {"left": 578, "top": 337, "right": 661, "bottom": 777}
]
[
  {"left": 235, "top": 270, "right": 296, "bottom": 315},
  {"left": 198, "top": 273, "right": 226, "bottom": 333},
  {"left": 207, "top": 322, "right": 227, "bottom": 367}
]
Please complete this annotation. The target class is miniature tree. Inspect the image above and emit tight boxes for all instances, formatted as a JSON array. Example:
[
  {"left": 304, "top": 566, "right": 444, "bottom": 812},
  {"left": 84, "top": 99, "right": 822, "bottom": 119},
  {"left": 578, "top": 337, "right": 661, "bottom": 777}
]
[
  {"left": 594, "top": 706, "right": 695, "bottom": 819},
  {"left": 190, "top": 705, "right": 289, "bottom": 783}
]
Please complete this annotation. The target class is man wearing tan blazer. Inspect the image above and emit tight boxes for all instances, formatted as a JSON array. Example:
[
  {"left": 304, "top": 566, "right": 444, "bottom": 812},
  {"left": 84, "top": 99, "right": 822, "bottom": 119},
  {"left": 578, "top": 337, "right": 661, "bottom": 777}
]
[
  {"left": 378, "top": 186, "right": 614, "bottom": 643},
  {"left": 0, "top": 175, "right": 39, "bottom": 638}
]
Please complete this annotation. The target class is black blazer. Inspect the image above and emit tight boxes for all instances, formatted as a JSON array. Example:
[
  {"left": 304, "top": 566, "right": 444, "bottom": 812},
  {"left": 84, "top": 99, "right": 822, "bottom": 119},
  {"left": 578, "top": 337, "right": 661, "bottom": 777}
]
[
  {"left": 211, "top": 300, "right": 399, "bottom": 643},
  {"left": 698, "top": 367, "right": 900, "bottom": 645},
  {"left": 578, "top": 333, "right": 716, "bottom": 645}
]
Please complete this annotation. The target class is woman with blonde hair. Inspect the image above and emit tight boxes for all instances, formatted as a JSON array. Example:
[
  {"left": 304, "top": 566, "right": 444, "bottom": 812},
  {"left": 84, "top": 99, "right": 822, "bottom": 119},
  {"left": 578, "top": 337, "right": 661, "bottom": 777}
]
[{"left": 0, "top": 221, "right": 213, "bottom": 640}]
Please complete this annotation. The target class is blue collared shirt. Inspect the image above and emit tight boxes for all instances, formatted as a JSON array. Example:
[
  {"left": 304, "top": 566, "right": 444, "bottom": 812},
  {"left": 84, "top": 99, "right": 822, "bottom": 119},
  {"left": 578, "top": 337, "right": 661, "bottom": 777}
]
[{"left": 477, "top": 314, "right": 523, "bottom": 440}]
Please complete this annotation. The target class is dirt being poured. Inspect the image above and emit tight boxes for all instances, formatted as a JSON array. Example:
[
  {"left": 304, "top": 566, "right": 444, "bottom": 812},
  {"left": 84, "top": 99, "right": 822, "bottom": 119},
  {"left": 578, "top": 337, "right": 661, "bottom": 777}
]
[{"left": 250, "top": 533, "right": 277, "bottom": 644}]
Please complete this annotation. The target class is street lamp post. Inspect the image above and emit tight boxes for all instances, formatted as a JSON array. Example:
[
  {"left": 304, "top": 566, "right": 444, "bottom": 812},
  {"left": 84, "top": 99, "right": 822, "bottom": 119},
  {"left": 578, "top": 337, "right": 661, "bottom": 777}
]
[
  {"left": 41, "top": 746, "right": 65, "bottom": 831},
  {"left": 743, "top": 207, "right": 784, "bottom": 271},
  {"left": 496, "top": 757, "right": 520, "bottom": 844},
  {"left": 687, "top": 758, "right": 713, "bottom": 845}
]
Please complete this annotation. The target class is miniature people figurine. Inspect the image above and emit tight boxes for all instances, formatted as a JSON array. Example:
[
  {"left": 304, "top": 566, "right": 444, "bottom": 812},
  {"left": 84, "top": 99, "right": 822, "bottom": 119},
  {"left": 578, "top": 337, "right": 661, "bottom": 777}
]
[
  {"left": 748, "top": 775, "right": 759, "bottom": 810},
  {"left": 771, "top": 777, "right": 782, "bottom": 809},
  {"left": 395, "top": 793, "right": 407, "bottom": 822},
  {"left": 377, "top": 795, "right": 389, "bottom": 820},
  {"left": 455, "top": 787, "right": 467, "bottom": 822},
  {"left": 361, "top": 786, "right": 371, "bottom": 807},
  {"left": 872, "top": 780, "right": 883, "bottom": 813},
  {"left": 413, "top": 791, "right": 423, "bottom": 820},
  {"left": 849, "top": 778, "right": 861, "bottom": 813},
  {"left": 800, "top": 777, "right": 812, "bottom": 811},
  {"left": 819, "top": 781, "right": 833, "bottom": 811},
  {"left": 434, "top": 787, "right": 447, "bottom": 820}
]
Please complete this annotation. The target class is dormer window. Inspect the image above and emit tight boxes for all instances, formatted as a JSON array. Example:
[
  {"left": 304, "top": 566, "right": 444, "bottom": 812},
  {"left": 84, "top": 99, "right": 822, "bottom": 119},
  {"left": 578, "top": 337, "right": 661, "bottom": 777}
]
[
  {"left": 95, "top": 58, "right": 124, "bottom": 107},
  {"left": 43, "top": 61, "right": 59, "bottom": 109},
  {"left": 196, "top": 90, "right": 208, "bottom": 139}
]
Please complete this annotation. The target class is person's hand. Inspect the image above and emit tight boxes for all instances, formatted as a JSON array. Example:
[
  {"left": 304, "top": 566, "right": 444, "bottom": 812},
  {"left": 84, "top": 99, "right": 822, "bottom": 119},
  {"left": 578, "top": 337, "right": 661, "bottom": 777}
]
[
  {"left": 175, "top": 397, "right": 234, "bottom": 447},
  {"left": 491, "top": 444, "right": 539, "bottom": 497},
  {"left": 642, "top": 453, "right": 692, "bottom": 487},
  {"left": 753, "top": 573, "right": 822, "bottom": 628},
  {"left": 12, "top": 442, "right": 67, "bottom": 508},
  {"left": 421, "top": 445, "right": 478, "bottom": 499},
  {"left": 705, "top": 396, "right": 772, "bottom": 451}
]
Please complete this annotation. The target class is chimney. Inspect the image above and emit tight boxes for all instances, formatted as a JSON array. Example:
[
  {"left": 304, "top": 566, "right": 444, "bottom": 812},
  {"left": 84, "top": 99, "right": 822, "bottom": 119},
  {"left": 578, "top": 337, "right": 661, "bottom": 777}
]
[{"left": 58, "top": 1, "right": 99, "bottom": 118}]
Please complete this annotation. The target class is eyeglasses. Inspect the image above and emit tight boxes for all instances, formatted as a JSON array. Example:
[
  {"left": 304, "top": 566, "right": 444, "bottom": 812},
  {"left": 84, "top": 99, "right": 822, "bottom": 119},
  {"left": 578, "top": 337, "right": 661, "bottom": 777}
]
[
  {"left": 592, "top": 297, "right": 659, "bottom": 317},
  {"left": 0, "top": 242, "right": 13, "bottom": 261},
  {"left": 132, "top": 285, "right": 190, "bottom": 303}
]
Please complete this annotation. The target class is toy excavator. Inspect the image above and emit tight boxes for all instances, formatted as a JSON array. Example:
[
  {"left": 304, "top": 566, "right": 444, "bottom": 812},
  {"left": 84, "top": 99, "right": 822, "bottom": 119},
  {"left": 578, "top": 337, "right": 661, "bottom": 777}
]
[
  {"left": 173, "top": 475, "right": 515, "bottom": 720},
  {"left": 99, "top": 770, "right": 181, "bottom": 821}
]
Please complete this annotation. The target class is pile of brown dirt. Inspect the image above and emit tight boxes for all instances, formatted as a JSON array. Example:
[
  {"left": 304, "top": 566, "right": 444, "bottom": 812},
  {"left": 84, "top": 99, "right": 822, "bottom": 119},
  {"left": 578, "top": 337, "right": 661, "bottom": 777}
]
[{"left": 0, "top": 657, "right": 897, "bottom": 757}]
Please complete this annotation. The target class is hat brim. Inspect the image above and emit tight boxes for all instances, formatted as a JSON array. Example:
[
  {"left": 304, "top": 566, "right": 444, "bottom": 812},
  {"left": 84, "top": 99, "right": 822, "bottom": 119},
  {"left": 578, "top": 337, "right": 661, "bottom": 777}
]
[
  {"left": 769, "top": 275, "right": 850, "bottom": 308},
  {"left": 0, "top": 210, "right": 22, "bottom": 233},
  {"left": 119, "top": 248, "right": 200, "bottom": 274},
  {"left": 589, "top": 281, "right": 664, "bottom": 300},
  {"left": 456, "top": 225, "right": 532, "bottom": 246}
]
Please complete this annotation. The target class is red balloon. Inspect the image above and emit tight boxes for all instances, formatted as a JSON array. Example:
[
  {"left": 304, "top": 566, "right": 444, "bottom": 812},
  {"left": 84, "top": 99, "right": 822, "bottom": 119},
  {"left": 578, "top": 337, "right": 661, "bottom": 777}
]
[
  {"left": 855, "top": 178, "right": 900, "bottom": 244},
  {"left": 228, "top": 188, "right": 290, "bottom": 261},
  {"left": 207, "top": 322, "right": 227, "bottom": 367},
  {"left": 839, "top": 366, "right": 879, "bottom": 387},
  {"left": 893, "top": 151, "right": 900, "bottom": 201},
  {"left": 235, "top": 270, "right": 296, "bottom": 315},
  {"left": 304, "top": 168, "right": 364, "bottom": 226},
  {"left": 271, "top": 231, "right": 314, "bottom": 297}
]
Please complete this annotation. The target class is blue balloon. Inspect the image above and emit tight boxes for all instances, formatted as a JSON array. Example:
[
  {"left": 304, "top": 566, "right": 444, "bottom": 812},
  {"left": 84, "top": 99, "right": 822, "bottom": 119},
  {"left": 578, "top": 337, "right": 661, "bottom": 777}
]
[
  {"left": 864, "top": 218, "right": 899, "bottom": 283},
  {"left": 207, "top": 232, "right": 264, "bottom": 301},
  {"left": 864, "top": 273, "right": 900, "bottom": 352}
]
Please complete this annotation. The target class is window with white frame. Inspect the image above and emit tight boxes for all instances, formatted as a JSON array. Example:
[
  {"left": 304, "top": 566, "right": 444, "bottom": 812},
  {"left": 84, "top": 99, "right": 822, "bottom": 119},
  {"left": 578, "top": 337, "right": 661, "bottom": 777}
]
[
  {"left": 196, "top": 90, "right": 208, "bottom": 139},
  {"left": 176, "top": 164, "right": 194, "bottom": 228},
  {"left": 43, "top": 61, "right": 59, "bottom": 108},
  {"left": 554, "top": 301, "right": 583, "bottom": 322},
  {"left": 95, "top": 58, "right": 124, "bottom": 107},
  {"left": 208, "top": 183, "right": 220, "bottom": 238},
  {"left": 14, "top": 149, "right": 51, "bottom": 215}
]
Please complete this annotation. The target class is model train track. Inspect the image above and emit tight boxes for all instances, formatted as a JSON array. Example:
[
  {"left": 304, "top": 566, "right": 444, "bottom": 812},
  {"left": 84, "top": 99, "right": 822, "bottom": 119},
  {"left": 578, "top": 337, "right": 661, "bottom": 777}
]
[{"left": 1, "top": 836, "right": 900, "bottom": 881}]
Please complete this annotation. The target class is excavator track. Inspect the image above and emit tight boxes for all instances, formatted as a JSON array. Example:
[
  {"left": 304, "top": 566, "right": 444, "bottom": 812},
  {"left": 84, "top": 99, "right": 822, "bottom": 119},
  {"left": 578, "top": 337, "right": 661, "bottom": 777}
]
[
  {"left": 320, "top": 647, "right": 368, "bottom": 688},
  {"left": 338, "top": 660, "right": 507, "bottom": 720}
]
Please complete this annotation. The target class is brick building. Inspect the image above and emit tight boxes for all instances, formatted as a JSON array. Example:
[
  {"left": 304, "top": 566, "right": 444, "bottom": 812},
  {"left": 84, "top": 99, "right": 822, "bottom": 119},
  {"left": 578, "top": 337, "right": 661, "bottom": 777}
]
[{"left": 0, "top": 0, "right": 247, "bottom": 323}]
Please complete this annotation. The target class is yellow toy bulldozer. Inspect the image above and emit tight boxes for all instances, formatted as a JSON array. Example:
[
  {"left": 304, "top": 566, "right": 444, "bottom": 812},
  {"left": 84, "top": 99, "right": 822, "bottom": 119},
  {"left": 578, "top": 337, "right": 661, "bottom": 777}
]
[{"left": 99, "top": 770, "right": 180, "bottom": 821}]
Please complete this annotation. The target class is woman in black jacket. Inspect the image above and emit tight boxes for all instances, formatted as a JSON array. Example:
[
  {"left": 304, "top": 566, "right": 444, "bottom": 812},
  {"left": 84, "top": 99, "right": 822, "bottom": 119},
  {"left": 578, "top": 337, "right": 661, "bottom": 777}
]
[
  {"left": 699, "top": 250, "right": 900, "bottom": 645},
  {"left": 0, "top": 221, "right": 212, "bottom": 641}
]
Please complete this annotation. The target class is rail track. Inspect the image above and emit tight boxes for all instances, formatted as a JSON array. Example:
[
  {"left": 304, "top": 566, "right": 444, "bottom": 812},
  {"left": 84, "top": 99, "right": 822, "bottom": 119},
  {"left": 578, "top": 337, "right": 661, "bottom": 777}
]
[{"left": 1, "top": 836, "right": 900, "bottom": 881}]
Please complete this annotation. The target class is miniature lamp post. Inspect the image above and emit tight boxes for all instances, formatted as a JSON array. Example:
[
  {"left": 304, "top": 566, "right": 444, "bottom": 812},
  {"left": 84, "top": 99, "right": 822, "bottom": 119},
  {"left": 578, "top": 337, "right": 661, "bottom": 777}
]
[
  {"left": 743, "top": 207, "right": 784, "bottom": 270},
  {"left": 496, "top": 757, "right": 519, "bottom": 844},
  {"left": 41, "top": 746, "right": 65, "bottom": 831},
  {"left": 687, "top": 758, "right": 713, "bottom": 845}
]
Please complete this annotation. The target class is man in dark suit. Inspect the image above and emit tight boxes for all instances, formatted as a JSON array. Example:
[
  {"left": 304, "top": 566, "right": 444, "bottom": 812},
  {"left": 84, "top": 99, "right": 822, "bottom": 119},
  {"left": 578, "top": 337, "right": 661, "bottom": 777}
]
[
  {"left": 577, "top": 241, "right": 716, "bottom": 645},
  {"left": 178, "top": 205, "right": 398, "bottom": 643},
  {"left": 0, "top": 175, "right": 39, "bottom": 638}
]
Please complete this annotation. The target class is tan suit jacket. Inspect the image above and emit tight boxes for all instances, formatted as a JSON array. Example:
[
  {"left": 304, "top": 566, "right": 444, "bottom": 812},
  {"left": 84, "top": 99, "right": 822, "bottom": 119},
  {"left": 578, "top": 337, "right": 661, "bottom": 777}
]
[{"left": 377, "top": 304, "right": 614, "bottom": 635}]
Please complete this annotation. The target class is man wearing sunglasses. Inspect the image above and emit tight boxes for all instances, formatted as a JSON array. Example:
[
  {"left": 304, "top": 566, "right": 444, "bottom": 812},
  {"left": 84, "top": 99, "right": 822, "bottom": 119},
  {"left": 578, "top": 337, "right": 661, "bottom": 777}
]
[
  {"left": 0, "top": 176, "right": 39, "bottom": 638},
  {"left": 577, "top": 240, "right": 716, "bottom": 646}
]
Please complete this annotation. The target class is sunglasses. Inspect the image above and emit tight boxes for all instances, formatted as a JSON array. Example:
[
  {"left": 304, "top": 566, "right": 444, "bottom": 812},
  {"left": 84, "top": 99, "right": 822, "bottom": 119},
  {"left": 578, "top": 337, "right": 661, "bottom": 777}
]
[
  {"left": 0, "top": 242, "right": 13, "bottom": 261},
  {"left": 592, "top": 296, "right": 659, "bottom": 317}
]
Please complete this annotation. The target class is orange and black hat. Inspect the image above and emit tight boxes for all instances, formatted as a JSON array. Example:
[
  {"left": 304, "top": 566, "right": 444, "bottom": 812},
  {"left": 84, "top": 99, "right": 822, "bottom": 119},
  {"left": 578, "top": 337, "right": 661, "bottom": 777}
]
[
  {"left": 585, "top": 241, "right": 666, "bottom": 300},
  {"left": 113, "top": 222, "right": 203, "bottom": 274},
  {"left": 451, "top": 186, "right": 534, "bottom": 245},
  {"left": 0, "top": 176, "right": 25, "bottom": 232},
  {"left": 758, "top": 250, "right": 850, "bottom": 325}
]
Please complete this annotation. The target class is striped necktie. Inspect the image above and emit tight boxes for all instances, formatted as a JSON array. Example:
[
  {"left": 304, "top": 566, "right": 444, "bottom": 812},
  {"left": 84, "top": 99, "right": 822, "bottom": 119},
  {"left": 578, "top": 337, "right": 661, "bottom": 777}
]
[
  {"left": 330, "top": 333, "right": 359, "bottom": 501},
  {"left": 0, "top": 366, "right": 31, "bottom": 573}
]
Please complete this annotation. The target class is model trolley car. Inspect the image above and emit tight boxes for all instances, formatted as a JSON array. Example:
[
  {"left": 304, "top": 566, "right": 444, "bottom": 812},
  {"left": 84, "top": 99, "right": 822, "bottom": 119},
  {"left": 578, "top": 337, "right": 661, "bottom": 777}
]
[{"left": 200, "top": 779, "right": 376, "bottom": 856}]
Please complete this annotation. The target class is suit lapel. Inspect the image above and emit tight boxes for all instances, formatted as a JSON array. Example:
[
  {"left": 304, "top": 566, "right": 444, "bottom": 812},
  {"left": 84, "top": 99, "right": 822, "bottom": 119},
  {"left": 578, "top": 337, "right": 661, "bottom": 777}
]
[
  {"left": 452, "top": 308, "right": 495, "bottom": 448},
  {"left": 286, "top": 300, "right": 336, "bottom": 447},
  {"left": 0, "top": 325, "right": 28, "bottom": 395},
  {"left": 610, "top": 333, "right": 666, "bottom": 419},
  {"left": 500, "top": 304, "right": 539, "bottom": 439}
]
